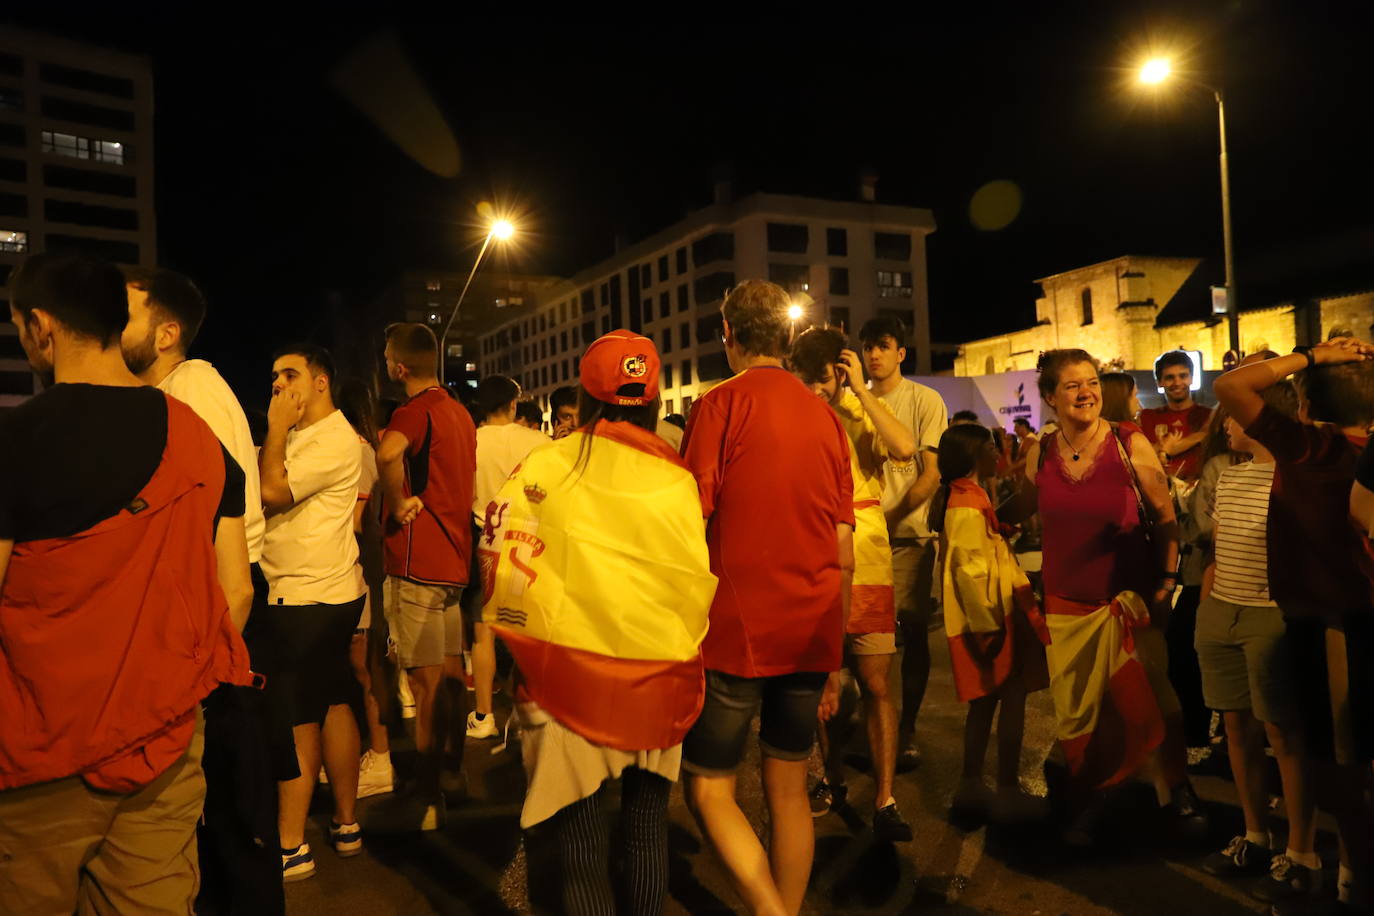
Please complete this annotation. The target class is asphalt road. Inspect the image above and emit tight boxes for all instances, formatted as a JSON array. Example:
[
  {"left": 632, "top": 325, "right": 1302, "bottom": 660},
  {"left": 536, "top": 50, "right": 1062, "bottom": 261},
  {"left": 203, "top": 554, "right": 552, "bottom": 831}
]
[{"left": 282, "top": 627, "right": 1339, "bottom": 915}]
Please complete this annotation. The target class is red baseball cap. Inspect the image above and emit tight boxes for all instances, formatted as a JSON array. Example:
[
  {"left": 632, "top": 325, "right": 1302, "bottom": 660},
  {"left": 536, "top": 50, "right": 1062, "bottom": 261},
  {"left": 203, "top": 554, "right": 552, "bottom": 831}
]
[{"left": 581, "top": 330, "right": 661, "bottom": 406}]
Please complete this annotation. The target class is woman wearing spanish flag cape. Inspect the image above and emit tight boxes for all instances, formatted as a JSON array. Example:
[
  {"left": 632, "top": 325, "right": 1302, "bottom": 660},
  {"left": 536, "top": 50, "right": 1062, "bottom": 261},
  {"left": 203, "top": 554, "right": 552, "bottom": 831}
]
[{"left": 480, "top": 330, "right": 717, "bottom": 916}]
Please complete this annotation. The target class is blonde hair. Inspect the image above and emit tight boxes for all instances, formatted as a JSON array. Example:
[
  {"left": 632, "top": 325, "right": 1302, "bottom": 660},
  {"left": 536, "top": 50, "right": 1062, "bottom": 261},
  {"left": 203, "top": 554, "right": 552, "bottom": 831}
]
[{"left": 722, "top": 280, "right": 791, "bottom": 357}]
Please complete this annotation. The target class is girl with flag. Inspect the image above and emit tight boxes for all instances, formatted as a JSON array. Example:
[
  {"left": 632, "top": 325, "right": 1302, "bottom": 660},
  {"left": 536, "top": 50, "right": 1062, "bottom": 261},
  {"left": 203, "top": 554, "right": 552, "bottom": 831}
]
[
  {"left": 480, "top": 330, "right": 717, "bottom": 916},
  {"left": 931, "top": 423, "right": 1051, "bottom": 823}
]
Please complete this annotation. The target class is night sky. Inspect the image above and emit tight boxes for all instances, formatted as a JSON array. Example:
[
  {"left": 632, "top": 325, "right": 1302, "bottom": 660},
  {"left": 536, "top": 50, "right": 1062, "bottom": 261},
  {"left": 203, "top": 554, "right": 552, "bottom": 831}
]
[{"left": 9, "top": 1, "right": 1373, "bottom": 401}]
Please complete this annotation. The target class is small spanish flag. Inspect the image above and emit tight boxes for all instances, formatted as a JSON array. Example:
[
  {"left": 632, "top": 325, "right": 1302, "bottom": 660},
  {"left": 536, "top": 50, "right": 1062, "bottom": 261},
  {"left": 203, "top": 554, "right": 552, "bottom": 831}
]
[{"left": 480, "top": 420, "right": 717, "bottom": 752}]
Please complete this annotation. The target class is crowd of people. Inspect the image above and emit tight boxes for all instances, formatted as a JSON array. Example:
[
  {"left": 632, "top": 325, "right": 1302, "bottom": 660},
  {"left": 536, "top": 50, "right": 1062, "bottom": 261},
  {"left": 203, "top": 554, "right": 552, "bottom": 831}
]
[{"left": 1, "top": 258, "right": 1371, "bottom": 916}]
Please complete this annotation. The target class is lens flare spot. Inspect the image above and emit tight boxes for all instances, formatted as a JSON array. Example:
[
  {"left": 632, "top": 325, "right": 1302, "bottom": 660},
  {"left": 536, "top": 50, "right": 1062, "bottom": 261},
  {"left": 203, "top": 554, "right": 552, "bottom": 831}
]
[{"left": 969, "top": 180, "right": 1022, "bottom": 231}]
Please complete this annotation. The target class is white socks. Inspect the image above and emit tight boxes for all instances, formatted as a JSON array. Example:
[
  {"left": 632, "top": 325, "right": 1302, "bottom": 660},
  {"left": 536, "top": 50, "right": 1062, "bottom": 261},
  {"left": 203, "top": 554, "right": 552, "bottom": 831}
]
[
  {"left": 1245, "top": 830, "right": 1273, "bottom": 849},
  {"left": 1284, "top": 847, "right": 1320, "bottom": 870}
]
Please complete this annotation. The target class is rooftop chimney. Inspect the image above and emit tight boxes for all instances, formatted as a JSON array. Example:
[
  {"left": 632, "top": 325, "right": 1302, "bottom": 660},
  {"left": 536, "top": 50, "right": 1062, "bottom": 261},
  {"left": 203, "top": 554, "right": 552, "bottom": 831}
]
[{"left": 859, "top": 167, "right": 878, "bottom": 202}]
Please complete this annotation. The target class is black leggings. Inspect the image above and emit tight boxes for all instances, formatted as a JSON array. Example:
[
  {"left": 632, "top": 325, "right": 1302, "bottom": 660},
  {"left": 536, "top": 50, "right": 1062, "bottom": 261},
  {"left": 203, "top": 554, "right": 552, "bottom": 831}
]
[{"left": 556, "top": 767, "right": 671, "bottom": 916}]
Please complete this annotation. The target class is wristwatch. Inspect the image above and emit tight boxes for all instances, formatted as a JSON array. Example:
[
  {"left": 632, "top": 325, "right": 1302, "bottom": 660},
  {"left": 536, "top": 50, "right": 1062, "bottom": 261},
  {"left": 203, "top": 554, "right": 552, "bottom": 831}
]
[{"left": 1292, "top": 345, "right": 1315, "bottom": 369}]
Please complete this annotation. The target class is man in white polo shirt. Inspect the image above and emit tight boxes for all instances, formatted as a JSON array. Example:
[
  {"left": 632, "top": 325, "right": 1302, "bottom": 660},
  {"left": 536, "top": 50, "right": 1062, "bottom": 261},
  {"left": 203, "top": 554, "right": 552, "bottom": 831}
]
[{"left": 258, "top": 343, "right": 367, "bottom": 882}]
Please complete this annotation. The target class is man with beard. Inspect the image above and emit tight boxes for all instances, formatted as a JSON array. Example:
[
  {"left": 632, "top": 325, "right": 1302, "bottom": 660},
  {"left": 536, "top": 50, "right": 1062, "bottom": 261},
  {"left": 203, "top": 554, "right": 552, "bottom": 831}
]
[
  {"left": 120, "top": 267, "right": 281, "bottom": 912},
  {"left": 1140, "top": 351, "right": 1212, "bottom": 483}
]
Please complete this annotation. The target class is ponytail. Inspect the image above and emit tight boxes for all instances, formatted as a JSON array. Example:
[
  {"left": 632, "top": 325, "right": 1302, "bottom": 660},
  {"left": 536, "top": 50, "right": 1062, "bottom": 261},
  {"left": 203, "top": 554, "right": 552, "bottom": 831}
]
[{"left": 929, "top": 425, "right": 994, "bottom": 533}]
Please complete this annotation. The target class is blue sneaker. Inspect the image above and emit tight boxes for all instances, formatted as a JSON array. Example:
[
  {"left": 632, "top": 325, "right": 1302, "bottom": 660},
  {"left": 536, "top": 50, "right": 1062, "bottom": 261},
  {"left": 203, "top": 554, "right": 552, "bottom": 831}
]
[
  {"left": 281, "top": 843, "right": 316, "bottom": 882},
  {"left": 329, "top": 821, "right": 363, "bottom": 857}
]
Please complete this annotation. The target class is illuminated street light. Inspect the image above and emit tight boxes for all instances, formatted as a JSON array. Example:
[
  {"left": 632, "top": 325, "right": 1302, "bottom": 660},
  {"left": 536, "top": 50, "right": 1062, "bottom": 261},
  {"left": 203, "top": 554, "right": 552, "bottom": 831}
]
[
  {"left": 1134, "top": 59, "right": 1239, "bottom": 354},
  {"left": 439, "top": 216, "right": 517, "bottom": 384},
  {"left": 786, "top": 303, "right": 803, "bottom": 321},
  {"left": 1138, "top": 58, "right": 1171, "bottom": 85}
]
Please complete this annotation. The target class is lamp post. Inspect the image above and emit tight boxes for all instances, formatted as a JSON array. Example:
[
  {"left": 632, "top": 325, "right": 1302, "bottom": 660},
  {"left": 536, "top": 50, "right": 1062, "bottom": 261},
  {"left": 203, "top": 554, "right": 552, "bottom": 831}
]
[
  {"left": 1138, "top": 58, "right": 1240, "bottom": 354},
  {"left": 438, "top": 218, "right": 515, "bottom": 385}
]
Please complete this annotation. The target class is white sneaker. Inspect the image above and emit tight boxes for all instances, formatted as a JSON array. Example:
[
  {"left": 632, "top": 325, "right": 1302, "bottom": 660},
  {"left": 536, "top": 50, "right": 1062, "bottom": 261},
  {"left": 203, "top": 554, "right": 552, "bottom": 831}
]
[
  {"left": 357, "top": 750, "right": 394, "bottom": 799},
  {"left": 399, "top": 671, "right": 416, "bottom": 720},
  {"left": 466, "top": 710, "right": 498, "bottom": 739}
]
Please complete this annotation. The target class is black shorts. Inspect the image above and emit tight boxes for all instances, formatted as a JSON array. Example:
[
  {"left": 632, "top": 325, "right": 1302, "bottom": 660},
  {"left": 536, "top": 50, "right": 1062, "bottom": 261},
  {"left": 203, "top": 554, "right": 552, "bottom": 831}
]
[
  {"left": 682, "top": 670, "right": 829, "bottom": 774},
  {"left": 1285, "top": 612, "right": 1374, "bottom": 764},
  {"left": 255, "top": 595, "right": 365, "bottom": 728}
]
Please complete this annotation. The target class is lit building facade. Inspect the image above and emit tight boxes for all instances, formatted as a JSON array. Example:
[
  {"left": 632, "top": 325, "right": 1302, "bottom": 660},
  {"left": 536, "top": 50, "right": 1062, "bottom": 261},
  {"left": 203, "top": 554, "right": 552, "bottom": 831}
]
[
  {"left": 0, "top": 26, "right": 155, "bottom": 409},
  {"left": 478, "top": 187, "right": 936, "bottom": 416}
]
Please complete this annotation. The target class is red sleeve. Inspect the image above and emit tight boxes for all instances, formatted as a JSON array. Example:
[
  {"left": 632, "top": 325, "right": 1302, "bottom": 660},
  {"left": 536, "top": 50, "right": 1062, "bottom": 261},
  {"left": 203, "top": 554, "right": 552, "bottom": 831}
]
[
  {"left": 386, "top": 401, "right": 427, "bottom": 455},
  {"left": 1246, "top": 404, "right": 1325, "bottom": 465},
  {"left": 681, "top": 397, "right": 726, "bottom": 519},
  {"left": 833, "top": 416, "right": 855, "bottom": 528},
  {"left": 1137, "top": 410, "right": 1161, "bottom": 443}
]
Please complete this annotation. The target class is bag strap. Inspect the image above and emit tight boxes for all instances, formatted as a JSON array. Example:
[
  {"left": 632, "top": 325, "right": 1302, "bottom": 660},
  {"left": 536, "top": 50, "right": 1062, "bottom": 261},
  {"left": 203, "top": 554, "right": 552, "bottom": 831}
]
[{"left": 1107, "top": 421, "right": 1151, "bottom": 526}]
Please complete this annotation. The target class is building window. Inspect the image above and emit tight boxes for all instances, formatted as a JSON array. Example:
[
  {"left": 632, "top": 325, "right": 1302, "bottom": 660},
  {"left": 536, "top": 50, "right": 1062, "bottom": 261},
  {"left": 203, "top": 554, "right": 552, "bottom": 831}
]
[
  {"left": 1081, "top": 288, "right": 1093, "bottom": 325},
  {"left": 42, "top": 164, "right": 135, "bottom": 197},
  {"left": 659, "top": 291, "right": 670, "bottom": 319},
  {"left": 425, "top": 279, "right": 440, "bottom": 291},
  {"left": 696, "top": 313, "right": 725, "bottom": 345},
  {"left": 694, "top": 271, "right": 735, "bottom": 306},
  {"left": 681, "top": 359, "right": 692, "bottom": 385},
  {"left": 581, "top": 289, "right": 595, "bottom": 313},
  {"left": 658, "top": 255, "right": 669, "bottom": 283},
  {"left": 699, "top": 350, "right": 730, "bottom": 382},
  {"left": 560, "top": 330, "right": 568, "bottom": 351},
  {"left": 663, "top": 364, "right": 674, "bottom": 388},
  {"left": 676, "top": 247, "right": 687, "bottom": 274},
  {"left": 826, "top": 227, "right": 848, "bottom": 257},
  {"left": 680, "top": 322, "right": 690, "bottom": 351},
  {"left": 768, "top": 263, "right": 809, "bottom": 294},
  {"left": 876, "top": 270, "right": 913, "bottom": 298},
  {"left": 829, "top": 306, "right": 851, "bottom": 330},
  {"left": 563, "top": 359, "right": 570, "bottom": 381},
  {"left": 40, "top": 96, "right": 135, "bottom": 130},
  {"left": 665, "top": 398, "right": 674, "bottom": 415},
  {"left": 874, "top": 231, "right": 912, "bottom": 261},
  {"left": 766, "top": 222, "right": 808, "bottom": 254},
  {"left": 691, "top": 231, "right": 734, "bottom": 267},
  {"left": 573, "top": 356, "right": 580, "bottom": 375},
  {"left": 39, "top": 62, "right": 135, "bottom": 99},
  {"left": 661, "top": 328, "right": 672, "bottom": 354},
  {"left": 642, "top": 298, "right": 653, "bottom": 323},
  {"left": 1, "top": 158, "right": 26, "bottom": 182},
  {"left": 829, "top": 267, "right": 850, "bottom": 296},
  {"left": 0, "top": 193, "right": 25, "bottom": 218},
  {"left": 0, "top": 123, "right": 24, "bottom": 148},
  {"left": 0, "top": 87, "right": 21, "bottom": 112},
  {"left": 600, "top": 315, "right": 610, "bottom": 333},
  {"left": 599, "top": 282, "right": 609, "bottom": 306},
  {"left": 640, "top": 264, "right": 651, "bottom": 287},
  {"left": 683, "top": 395, "right": 693, "bottom": 415},
  {"left": 985, "top": 355, "right": 996, "bottom": 374},
  {"left": 677, "top": 284, "right": 689, "bottom": 312},
  {"left": 40, "top": 130, "right": 126, "bottom": 165},
  {"left": 45, "top": 198, "right": 137, "bottom": 230},
  {"left": 0, "top": 229, "right": 28, "bottom": 253}
]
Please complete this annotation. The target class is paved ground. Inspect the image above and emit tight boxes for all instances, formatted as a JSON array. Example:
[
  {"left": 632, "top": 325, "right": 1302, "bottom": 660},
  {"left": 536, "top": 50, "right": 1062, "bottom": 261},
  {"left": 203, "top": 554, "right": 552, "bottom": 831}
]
[{"left": 283, "top": 628, "right": 1340, "bottom": 915}]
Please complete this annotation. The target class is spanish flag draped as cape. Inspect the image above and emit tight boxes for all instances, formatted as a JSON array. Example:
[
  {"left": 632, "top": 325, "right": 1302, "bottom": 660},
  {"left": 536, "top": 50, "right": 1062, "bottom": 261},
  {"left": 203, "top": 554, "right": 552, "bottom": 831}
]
[
  {"left": 480, "top": 420, "right": 718, "bottom": 752},
  {"left": 1045, "top": 591, "right": 1173, "bottom": 790},
  {"left": 938, "top": 478, "right": 1049, "bottom": 702},
  {"left": 833, "top": 390, "right": 898, "bottom": 634}
]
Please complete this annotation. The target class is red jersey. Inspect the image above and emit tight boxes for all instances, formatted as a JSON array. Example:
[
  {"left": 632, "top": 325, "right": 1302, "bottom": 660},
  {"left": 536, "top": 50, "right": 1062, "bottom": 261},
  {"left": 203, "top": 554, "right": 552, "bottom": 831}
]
[
  {"left": 1140, "top": 403, "right": 1212, "bottom": 481},
  {"left": 681, "top": 366, "right": 855, "bottom": 677},
  {"left": 383, "top": 387, "right": 478, "bottom": 586}
]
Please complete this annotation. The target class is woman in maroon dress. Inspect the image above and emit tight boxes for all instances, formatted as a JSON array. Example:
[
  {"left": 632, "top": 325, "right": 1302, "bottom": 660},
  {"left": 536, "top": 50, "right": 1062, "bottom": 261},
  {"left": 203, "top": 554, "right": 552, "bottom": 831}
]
[{"left": 1017, "top": 349, "right": 1203, "bottom": 844}]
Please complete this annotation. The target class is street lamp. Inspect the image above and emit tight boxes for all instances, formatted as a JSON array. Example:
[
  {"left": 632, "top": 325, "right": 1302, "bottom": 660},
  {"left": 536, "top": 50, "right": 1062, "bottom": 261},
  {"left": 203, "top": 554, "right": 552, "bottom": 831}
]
[
  {"left": 1136, "top": 57, "right": 1240, "bottom": 354},
  {"left": 786, "top": 301, "right": 804, "bottom": 343},
  {"left": 439, "top": 217, "right": 517, "bottom": 384}
]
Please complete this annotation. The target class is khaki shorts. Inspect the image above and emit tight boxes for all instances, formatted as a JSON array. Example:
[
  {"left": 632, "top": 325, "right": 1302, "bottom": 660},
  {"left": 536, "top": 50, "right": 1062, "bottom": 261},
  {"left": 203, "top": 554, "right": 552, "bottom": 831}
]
[
  {"left": 385, "top": 576, "right": 464, "bottom": 669},
  {"left": 846, "top": 631, "right": 897, "bottom": 656},
  {"left": 1195, "top": 596, "right": 1297, "bottom": 725},
  {"left": 892, "top": 539, "right": 938, "bottom": 635}
]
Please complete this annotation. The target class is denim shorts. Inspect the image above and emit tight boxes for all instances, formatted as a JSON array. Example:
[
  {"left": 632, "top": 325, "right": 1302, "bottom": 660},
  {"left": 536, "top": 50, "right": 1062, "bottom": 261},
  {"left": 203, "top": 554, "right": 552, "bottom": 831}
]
[{"left": 681, "top": 670, "right": 829, "bottom": 774}]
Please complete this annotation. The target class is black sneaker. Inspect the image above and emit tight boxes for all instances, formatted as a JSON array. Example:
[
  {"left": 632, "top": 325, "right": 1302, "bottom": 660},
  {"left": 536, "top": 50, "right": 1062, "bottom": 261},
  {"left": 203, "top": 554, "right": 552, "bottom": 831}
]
[
  {"left": 896, "top": 745, "right": 922, "bottom": 773},
  {"left": 809, "top": 780, "right": 846, "bottom": 817},
  {"left": 1202, "top": 836, "right": 1275, "bottom": 878},
  {"left": 873, "top": 803, "right": 914, "bottom": 842},
  {"left": 1165, "top": 781, "right": 1208, "bottom": 838},
  {"left": 1251, "top": 855, "right": 1322, "bottom": 904}
]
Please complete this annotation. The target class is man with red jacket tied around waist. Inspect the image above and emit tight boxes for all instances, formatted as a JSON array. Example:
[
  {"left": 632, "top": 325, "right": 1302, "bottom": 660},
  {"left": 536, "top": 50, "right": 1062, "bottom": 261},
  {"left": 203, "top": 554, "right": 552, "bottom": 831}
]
[{"left": 0, "top": 254, "right": 254, "bottom": 913}]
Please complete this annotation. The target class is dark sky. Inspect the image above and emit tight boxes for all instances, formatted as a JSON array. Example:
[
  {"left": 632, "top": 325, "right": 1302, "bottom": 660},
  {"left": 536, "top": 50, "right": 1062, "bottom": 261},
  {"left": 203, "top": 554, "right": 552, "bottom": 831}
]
[{"left": 10, "top": 1, "right": 1374, "bottom": 397}]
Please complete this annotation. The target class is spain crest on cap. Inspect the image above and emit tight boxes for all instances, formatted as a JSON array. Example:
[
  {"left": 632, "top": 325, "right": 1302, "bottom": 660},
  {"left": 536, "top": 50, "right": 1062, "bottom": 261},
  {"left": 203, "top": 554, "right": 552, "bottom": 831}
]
[{"left": 622, "top": 354, "right": 649, "bottom": 378}]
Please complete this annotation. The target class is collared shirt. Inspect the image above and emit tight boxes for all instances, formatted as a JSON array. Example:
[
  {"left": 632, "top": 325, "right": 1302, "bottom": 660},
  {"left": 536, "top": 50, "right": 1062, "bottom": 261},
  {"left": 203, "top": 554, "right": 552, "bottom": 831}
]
[
  {"left": 876, "top": 378, "right": 947, "bottom": 539},
  {"left": 158, "top": 358, "right": 266, "bottom": 563},
  {"left": 261, "top": 408, "right": 364, "bottom": 605}
]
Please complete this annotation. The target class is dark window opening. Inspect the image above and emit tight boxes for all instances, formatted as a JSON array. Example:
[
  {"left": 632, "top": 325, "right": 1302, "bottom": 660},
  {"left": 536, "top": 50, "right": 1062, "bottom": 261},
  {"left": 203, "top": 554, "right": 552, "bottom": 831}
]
[
  {"left": 829, "top": 267, "right": 850, "bottom": 296},
  {"left": 45, "top": 233, "right": 139, "bottom": 264},
  {"left": 694, "top": 271, "right": 734, "bottom": 306},
  {"left": 826, "top": 227, "right": 848, "bottom": 257},
  {"left": 874, "top": 231, "right": 912, "bottom": 261},
  {"left": 691, "top": 232, "right": 734, "bottom": 266},
  {"left": 699, "top": 350, "right": 730, "bottom": 382},
  {"left": 677, "top": 284, "right": 689, "bottom": 312},
  {"left": 675, "top": 247, "right": 687, "bottom": 274},
  {"left": 767, "top": 262, "right": 809, "bottom": 294},
  {"left": 658, "top": 255, "right": 669, "bottom": 282},
  {"left": 1081, "top": 288, "right": 1094, "bottom": 325},
  {"left": 40, "top": 62, "right": 135, "bottom": 99},
  {"left": 766, "top": 222, "right": 808, "bottom": 254},
  {"left": 41, "top": 96, "right": 135, "bottom": 130}
]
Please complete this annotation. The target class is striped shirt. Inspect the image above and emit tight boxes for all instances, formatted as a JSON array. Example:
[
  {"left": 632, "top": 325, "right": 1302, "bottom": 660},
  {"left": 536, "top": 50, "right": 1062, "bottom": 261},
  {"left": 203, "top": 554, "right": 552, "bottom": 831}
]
[{"left": 1210, "top": 460, "right": 1276, "bottom": 606}]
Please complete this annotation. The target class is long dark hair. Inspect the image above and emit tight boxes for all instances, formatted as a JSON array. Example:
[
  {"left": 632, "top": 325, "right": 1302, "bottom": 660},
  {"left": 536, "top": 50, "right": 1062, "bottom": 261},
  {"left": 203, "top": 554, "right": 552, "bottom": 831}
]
[
  {"left": 335, "top": 376, "right": 379, "bottom": 447},
  {"left": 1099, "top": 372, "right": 1137, "bottom": 424},
  {"left": 569, "top": 386, "right": 662, "bottom": 480},
  {"left": 928, "top": 424, "right": 994, "bottom": 534}
]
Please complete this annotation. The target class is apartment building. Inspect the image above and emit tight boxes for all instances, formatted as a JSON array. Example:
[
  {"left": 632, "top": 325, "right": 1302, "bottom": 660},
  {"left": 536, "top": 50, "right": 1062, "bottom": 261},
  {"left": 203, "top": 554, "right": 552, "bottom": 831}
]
[
  {"left": 479, "top": 182, "right": 936, "bottom": 416},
  {"left": 0, "top": 26, "right": 155, "bottom": 408}
]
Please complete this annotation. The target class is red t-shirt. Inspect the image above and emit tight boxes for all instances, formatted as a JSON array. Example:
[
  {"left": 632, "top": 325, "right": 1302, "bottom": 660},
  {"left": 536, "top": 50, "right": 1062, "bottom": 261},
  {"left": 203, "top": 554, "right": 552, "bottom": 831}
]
[
  {"left": 383, "top": 387, "right": 478, "bottom": 586},
  {"left": 1246, "top": 405, "right": 1374, "bottom": 620},
  {"left": 681, "top": 366, "right": 855, "bottom": 677},
  {"left": 1140, "top": 404, "right": 1212, "bottom": 481}
]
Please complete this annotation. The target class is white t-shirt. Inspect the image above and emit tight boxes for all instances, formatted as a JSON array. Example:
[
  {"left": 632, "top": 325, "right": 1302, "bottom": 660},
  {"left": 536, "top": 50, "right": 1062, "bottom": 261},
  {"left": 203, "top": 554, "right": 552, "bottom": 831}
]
[
  {"left": 158, "top": 358, "right": 265, "bottom": 563},
  {"left": 473, "top": 422, "right": 551, "bottom": 523},
  {"left": 876, "top": 378, "right": 948, "bottom": 540},
  {"left": 261, "top": 408, "right": 365, "bottom": 605},
  {"left": 656, "top": 418, "right": 684, "bottom": 452},
  {"left": 1210, "top": 459, "right": 1277, "bottom": 606}
]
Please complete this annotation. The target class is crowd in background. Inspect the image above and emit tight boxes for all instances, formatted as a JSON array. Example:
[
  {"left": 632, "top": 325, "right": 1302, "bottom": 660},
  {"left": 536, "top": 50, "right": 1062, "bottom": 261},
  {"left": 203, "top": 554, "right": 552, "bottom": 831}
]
[{"left": 1, "top": 258, "right": 1371, "bottom": 916}]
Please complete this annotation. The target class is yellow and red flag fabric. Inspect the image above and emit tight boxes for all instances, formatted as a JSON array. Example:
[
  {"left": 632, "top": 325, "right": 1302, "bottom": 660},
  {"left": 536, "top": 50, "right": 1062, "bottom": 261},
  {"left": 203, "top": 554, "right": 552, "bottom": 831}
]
[
  {"left": 938, "top": 479, "right": 1049, "bottom": 702},
  {"left": 1044, "top": 591, "right": 1170, "bottom": 790},
  {"left": 832, "top": 390, "right": 897, "bottom": 634},
  {"left": 480, "top": 420, "right": 717, "bottom": 752}
]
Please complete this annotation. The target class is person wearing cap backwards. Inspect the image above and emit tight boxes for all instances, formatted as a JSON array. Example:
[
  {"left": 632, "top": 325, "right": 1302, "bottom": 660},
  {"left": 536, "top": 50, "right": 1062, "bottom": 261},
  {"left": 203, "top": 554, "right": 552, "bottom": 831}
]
[
  {"left": 481, "top": 330, "right": 716, "bottom": 916},
  {"left": 680, "top": 280, "right": 856, "bottom": 916}
]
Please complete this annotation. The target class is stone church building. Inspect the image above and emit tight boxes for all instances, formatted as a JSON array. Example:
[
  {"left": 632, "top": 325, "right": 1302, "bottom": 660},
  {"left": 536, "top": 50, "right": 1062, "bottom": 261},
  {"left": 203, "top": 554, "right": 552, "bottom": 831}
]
[{"left": 954, "top": 254, "right": 1374, "bottom": 377}]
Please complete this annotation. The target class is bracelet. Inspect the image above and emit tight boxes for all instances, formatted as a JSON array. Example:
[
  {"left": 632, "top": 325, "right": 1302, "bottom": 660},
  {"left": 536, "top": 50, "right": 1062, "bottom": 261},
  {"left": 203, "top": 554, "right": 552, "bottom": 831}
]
[
  {"left": 1292, "top": 345, "right": 1315, "bottom": 369},
  {"left": 1159, "top": 571, "right": 1179, "bottom": 582}
]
